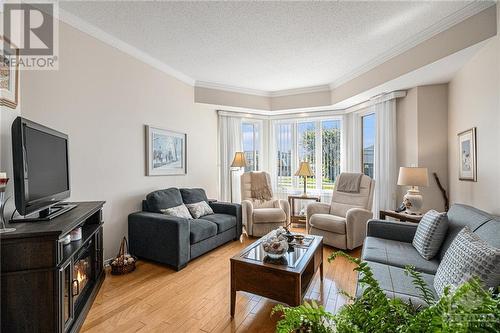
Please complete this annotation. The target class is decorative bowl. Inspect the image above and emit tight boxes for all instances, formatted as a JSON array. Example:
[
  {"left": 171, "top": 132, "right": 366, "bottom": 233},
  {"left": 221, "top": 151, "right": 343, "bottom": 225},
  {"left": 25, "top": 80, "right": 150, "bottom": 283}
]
[
  {"left": 294, "top": 235, "right": 305, "bottom": 244},
  {"left": 262, "top": 229, "right": 289, "bottom": 258}
]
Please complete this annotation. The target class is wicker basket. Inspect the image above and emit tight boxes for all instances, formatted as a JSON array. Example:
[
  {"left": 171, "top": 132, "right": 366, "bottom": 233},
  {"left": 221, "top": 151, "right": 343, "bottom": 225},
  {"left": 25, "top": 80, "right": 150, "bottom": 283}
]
[{"left": 110, "top": 237, "right": 136, "bottom": 275}]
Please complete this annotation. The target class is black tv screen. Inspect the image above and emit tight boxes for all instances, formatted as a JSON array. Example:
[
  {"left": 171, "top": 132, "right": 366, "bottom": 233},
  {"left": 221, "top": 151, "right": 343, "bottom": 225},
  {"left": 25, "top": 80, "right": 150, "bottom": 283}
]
[{"left": 12, "top": 117, "right": 70, "bottom": 216}]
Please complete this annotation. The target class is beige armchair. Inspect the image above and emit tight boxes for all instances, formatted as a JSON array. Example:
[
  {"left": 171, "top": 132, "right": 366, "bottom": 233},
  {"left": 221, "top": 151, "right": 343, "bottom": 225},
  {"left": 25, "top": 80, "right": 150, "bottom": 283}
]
[
  {"left": 307, "top": 174, "right": 375, "bottom": 249},
  {"left": 240, "top": 172, "right": 290, "bottom": 237}
]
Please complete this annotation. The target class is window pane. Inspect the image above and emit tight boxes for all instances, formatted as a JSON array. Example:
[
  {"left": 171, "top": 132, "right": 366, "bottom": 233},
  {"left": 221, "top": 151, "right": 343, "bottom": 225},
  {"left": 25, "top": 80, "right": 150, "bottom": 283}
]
[
  {"left": 362, "top": 114, "right": 375, "bottom": 178},
  {"left": 276, "top": 123, "right": 293, "bottom": 189},
  {"left": 321, "top": 120, "right": 341, "bottom": 190},
  {"left": 297, "top": 122, "right": 316, "bottom": 189},
  {"left": 242, "top": 122, "right": 259, "bottom": 172}
]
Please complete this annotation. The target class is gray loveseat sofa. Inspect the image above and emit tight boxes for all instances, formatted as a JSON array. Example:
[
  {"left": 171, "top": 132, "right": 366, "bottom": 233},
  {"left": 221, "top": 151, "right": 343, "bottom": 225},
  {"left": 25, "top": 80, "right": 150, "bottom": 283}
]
[
  {"left": 128, "top": 188, "right": 242, "bottom": 271},
  {"left": 358, "top": 204, "right": 499, "bottom": 305}
]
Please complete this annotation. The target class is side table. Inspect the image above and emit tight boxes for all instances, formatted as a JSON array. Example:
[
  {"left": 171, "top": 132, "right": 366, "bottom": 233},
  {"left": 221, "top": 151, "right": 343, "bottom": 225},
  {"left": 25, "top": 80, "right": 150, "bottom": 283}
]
[
  {"left": 379, "top": 209, "right": 423, "bottom": 223},
  {"left": 288, "top": 195, "right": 321, "bottom": 226}
]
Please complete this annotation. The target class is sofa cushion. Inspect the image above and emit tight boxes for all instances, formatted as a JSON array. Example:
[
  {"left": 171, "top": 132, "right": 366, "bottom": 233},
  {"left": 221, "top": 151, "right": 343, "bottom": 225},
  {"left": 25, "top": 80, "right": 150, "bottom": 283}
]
[
  {"left": 146, "top": 188, "right": 183, "bottom": 213},
  {"left": 357, "top": 261, "right": 436, "bottom": 307},
  {"left": 253, "top": 208, "right": 286, "bottom": 223},
  {"left": 412, "top": 210, "right": 448, "bottom": 260},
  {"left": 309, "top": 214, "right": 346, "bottom": 234},
  {"left": 434, "top": 227, "right": 500, "bottom": 296},
  {"left": 362, "top": 237, "right": 440, "bottom": 274},
  {"left": 180, "top": 188, "right": 208, "bottom": 204},
  {"left": 186, "top": 201, "right": 214, "bottom": 219},
  {"left": 160, "top": 204, "right": 192, "bottom": 220},
  {"left": 438, "top": 204, "right": 492, "bottom": 260},
  {"left": 474, "top": 218, "right": 500, "bottom": 248},
  {"left": 200, "top": 214, "right": 237, "bottom": 233},
  {"left": 189, "top": 219, "right": 217, "bottom": 244}
]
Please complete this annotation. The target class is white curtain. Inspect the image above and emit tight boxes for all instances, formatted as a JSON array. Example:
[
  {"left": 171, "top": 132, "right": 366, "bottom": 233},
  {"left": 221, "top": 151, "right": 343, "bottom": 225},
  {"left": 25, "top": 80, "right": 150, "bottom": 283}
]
[
  {"left": 343, "top": 112, "right": 362, "bottom": 173},
  {"left": 218, "top": 113, "right": 242, "bottom": 202},
  {"left": 372, "top": 99, "right": 398, "bottom": 217}
]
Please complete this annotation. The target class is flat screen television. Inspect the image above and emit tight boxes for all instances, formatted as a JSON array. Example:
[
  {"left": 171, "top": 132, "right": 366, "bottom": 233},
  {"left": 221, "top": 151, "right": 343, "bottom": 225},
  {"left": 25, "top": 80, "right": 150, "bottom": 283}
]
[{"left": 11, "top": 117, "right": 72, "bottom": 220}]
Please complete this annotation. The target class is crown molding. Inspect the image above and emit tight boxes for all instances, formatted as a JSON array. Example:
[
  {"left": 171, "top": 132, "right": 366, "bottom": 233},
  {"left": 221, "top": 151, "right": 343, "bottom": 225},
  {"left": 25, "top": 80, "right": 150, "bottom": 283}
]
[
  {"left": 195, "top": 81, "right": 270, "bottom": 96},
  {"left": 329, "top": 1, "right": 495, "bottom": 89},
  {"left": 195, "top": 81, "right": 331, "bottom": 97},
  {"left": 58, "top": 8, "right": 195, "bottom": 86}
]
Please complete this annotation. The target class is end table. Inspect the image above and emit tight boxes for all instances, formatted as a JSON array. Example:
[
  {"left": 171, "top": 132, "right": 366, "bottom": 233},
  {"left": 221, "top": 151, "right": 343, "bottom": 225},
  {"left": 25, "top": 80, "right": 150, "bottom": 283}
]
[
  {"left": 288, "top": 195, "right": 321, "bottom": 226},
  {"left": 379, "top": 209, "right": 423, "bottom": 223}
]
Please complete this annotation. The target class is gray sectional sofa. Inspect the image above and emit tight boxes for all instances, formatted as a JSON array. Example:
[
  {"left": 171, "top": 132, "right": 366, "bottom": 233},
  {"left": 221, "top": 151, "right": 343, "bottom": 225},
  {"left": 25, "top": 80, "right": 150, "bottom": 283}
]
[
  {"left": 128, "top": 188, "right": 242, "bottom": 271},
  {"left": 358, "top": 204, "right": 500, "bottom": 305}
]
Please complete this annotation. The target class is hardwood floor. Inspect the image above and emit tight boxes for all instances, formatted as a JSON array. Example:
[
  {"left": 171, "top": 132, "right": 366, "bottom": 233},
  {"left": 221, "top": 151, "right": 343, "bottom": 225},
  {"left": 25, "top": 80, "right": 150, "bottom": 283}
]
[{"left": 81, "top": 229, "right": 361, "bottom": 333}]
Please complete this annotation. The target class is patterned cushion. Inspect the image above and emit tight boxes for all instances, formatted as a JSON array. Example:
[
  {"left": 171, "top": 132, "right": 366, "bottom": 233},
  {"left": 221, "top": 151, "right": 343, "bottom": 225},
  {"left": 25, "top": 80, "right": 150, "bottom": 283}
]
[
  {"left": 434, "top": 227, "right": 500, "bottom": 296},
  {"left": 186, "top": 201, "right": 214, "bottom": 219},
  {"left": 412, "top": 210, "right": 448, "bottom": 260},
  {"left": 160, "top": 204, "right": 192, "bottom": 220}
]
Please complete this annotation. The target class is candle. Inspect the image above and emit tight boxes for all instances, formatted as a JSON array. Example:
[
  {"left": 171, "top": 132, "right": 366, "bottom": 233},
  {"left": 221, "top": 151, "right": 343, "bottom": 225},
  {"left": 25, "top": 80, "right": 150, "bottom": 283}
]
[{"left": 0, "top": 172, "right": 6, "bottom": 179}]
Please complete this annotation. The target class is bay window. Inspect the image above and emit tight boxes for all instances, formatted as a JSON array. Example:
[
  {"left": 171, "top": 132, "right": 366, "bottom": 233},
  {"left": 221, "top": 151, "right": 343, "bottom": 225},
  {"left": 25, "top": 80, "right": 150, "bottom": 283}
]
[
  {"left": 361, "top": 113, "right": 375, "bottom": 178},
  {"left": 275, "top": 118, "right": 342, "bottom": 194}
]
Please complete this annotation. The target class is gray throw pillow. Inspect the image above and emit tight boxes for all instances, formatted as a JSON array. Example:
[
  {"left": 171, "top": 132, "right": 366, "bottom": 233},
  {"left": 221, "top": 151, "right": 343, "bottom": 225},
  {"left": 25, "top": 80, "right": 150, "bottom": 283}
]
[
  {"left": 434, "top": 227, "right": 500, "bottom": 296},
  {"left": 160, "top": 204, "right": 192, "bottom": 220},
  {"left": 186, "top": 201, "right": 214, "bottom": 219},
  {"left": 412, "top": 210, "right": 448, "bottom": 260}
]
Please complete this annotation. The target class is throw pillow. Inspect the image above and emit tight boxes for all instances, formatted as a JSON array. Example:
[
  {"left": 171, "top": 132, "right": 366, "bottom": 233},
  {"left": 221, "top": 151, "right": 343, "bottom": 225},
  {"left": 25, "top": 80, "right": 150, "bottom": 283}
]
[
  {"left": 186, "top": 201, "right": 214, "bottom": 219},
  {"left": 434, "top": 227, "right": 500, "bottom": 296},
  {"left": 160, "top": 204, "right": 192, "bottom": 220},
  {"left": 412, "top": 210, "right": 448, "bottom": 260}
]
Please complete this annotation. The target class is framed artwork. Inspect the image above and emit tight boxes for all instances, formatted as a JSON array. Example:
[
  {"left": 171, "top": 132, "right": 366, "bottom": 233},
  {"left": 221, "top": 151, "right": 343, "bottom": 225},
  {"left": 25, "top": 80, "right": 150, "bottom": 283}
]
[
  {"left": 146, "top": 125, "right": 187, "bottom": 176},
  {"left": 0, "top": 38, "right": 19, "bottom": 109},
  {"left": 458, "top": 127, "right": 476, "bottom": 181}
]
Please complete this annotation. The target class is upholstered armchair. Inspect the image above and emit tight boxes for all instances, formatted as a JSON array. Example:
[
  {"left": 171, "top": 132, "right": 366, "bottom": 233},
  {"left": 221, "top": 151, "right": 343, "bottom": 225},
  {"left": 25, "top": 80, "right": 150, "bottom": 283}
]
[
  {"left": 307, "top": 173, "right": 375, "bottom": 249},
  {"left": 240, "top": 171, "right": 290, "bottom": 237}
]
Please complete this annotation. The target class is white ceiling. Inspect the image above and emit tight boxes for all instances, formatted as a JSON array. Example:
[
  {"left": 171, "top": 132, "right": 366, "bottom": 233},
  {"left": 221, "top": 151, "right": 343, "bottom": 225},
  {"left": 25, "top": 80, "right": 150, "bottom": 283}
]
[{"left": 59, "top": 1, "right": 493, "bottom": 93}]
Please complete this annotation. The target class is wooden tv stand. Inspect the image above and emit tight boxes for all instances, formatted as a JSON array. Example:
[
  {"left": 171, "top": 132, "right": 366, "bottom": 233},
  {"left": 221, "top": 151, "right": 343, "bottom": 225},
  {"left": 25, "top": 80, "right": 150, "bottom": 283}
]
[{"left": 1, "top": 201, "right": 105, "bottom": 333}]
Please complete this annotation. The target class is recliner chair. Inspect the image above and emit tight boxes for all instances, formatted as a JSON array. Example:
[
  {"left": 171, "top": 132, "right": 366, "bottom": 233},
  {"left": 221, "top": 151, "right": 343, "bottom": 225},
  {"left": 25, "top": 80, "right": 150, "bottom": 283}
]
[
  {"left": 240, "top": 171, "right": 290, "bottom": 237},
  {"left": 307, "top": 173, "right": 375, "bottom": 249}
]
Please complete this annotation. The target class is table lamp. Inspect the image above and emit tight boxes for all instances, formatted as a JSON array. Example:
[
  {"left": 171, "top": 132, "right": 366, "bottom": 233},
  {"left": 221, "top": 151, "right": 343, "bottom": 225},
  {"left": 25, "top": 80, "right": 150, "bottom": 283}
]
[
  {"left": 397, "top": 167, "right": 429, "bottom": 214},
  {"left": 295, "top": 161, "right": 313, "bottom": 197},
  {"left": 230, "top": 152, "right": 247, "bottom": 202}
]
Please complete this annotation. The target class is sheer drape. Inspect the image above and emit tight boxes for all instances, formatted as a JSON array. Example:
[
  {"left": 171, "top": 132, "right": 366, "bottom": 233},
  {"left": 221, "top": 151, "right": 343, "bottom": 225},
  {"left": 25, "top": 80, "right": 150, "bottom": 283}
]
[
  {"left": 218, "top": 113, "right": 242, "bottom": 202},
  {"left": 372, "top": 99, "right": 397, "bottom": 217},
  {"left": 343, "top": 112, "right": 362, "bottom": 173}
]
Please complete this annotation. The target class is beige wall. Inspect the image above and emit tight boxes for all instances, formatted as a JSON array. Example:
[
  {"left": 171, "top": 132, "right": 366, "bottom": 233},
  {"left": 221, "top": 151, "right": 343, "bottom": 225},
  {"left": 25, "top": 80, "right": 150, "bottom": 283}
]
[
  {"left": 448, "top": 36, "right": 499, "bottom": 215},
  {"left": 396, "top": 85, "right": 449, "bottom": 212},
  {"left": 16, "top": 22, "right": 219, "bottom": 258}
]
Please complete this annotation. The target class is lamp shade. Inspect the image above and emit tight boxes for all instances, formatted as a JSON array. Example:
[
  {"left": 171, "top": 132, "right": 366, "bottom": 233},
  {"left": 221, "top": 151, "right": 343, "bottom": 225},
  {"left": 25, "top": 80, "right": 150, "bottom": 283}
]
[
  {"left": 397, "top": 167, "right": 429, "bottom": 187},
  {"left": 230, "top": 152, "right": 247, "bottom": 168},
  {"left": 295, "top": 161, "right": 314, "bottom": 177}
]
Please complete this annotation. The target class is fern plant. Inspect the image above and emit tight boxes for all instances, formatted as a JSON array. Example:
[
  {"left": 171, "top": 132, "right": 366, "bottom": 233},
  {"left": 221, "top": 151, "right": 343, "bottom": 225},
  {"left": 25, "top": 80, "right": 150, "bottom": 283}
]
[{"left": 273, "top": 251, "right": 500, "bottom": 333}]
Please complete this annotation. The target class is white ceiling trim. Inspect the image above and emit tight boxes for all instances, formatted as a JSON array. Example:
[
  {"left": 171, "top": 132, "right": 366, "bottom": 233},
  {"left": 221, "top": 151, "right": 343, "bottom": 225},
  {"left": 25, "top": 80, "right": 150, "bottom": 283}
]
[
  {"left": 195, "top": 81, "right": 331, "bottom": 97},
  {"left": 329, "top": 1, "right": 494, "bottom": 89},
  {"left": 58, "top": 8, "right": 195, "bottom": 86}
]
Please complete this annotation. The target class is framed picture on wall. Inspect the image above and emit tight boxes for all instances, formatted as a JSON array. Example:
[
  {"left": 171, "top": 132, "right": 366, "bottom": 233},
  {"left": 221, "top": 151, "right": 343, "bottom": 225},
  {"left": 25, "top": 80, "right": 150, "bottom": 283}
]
[
  {"left": 0, "top": 38, "right": 19, "bottom": 109},
  {"left": 146, "top": 125, "right": 187, "bottom": 176},
  {"left": 458, "top": 127, "right": 476, "bottom": 181}
]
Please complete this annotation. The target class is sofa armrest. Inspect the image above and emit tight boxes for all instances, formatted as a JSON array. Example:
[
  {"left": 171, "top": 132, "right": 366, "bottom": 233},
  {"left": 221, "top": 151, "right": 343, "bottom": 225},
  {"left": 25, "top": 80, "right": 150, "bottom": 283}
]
[
  {"left": 366, "top": 219, "right": 418, "bottom": 243},
  {"left": 306, "top": 202, "right": 330, "bottom": 229},
  {"left": 345, "top": 208, "right": 373, "bottom": 249},
  {"left": 210, "top": 202, "right": 242, "bottom": 236},
  {"left": 128, "top": 212, "right": 190, "bottom": 270},
  {"left": 276, "top": 199, "right": 290, "bottom": 224}
]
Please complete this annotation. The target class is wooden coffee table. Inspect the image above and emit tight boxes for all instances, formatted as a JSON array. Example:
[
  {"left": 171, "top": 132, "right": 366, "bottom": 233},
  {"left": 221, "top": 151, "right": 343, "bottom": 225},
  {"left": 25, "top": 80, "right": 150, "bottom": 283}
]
[{"left": 230, "top": 233, "right": 323, "bottom": 317}]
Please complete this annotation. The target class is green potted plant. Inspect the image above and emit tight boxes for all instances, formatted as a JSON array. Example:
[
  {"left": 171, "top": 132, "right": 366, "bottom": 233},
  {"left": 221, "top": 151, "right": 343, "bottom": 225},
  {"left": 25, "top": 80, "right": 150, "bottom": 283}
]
[{"left": 273, "top": 251, "right": 500, "bottom": 333}]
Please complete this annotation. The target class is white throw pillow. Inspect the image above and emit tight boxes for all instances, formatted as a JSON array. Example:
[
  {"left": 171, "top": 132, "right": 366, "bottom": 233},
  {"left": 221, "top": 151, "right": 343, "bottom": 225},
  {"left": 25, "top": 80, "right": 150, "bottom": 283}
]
[
  {"left": 160, "top": 204, "right": 192, "bottom": 220},
  {"left": 434, "top": 227, "right": 500, "bottom": 296},
  {"left": 412, "top": 210, "right": 448, "bottom": 260},
  {"left": 186, "top": 201, "right": 214, "bottom": 219}
]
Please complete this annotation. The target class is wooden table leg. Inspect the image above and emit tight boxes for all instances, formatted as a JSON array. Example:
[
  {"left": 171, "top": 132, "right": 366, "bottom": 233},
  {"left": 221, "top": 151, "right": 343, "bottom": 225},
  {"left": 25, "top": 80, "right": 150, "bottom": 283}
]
[
  {"left": 320, "top": 261, "right": 324, "bottom": 281},
  {"left": 230, "top": 288, "right": 236, "bottom": 317}
]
